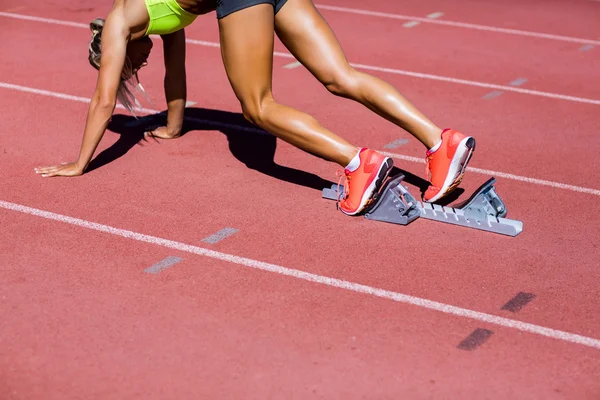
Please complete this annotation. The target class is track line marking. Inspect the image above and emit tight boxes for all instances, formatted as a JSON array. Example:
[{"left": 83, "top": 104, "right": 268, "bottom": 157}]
[
  {"left": 457, "top": 328, "right": 494, "bottom": 350},
  {"left": 483, "top": 77, "right": 527, "bottom": 99},
  {"left": 346, "top": 62, "right": 600, "bottom": 105},
  {"left": 427, "top": 12, "right": 444, "bottom": 19},
  {"left": 284, "top": 61, "right": 303, "bottom": 69},
  {"left": 184, "top": 38, "right": 220, "bottom": 48},
  {"left": 0, "top": 11, "right": 87, "bottom": 28},
  {"left": 202, "top": 228, "right": 239, "bottom": 244},
  {"left": 384, "top": 138, "right": 410, "bottom": 149},
  {"left": 313, "top": 4, "right": 600, "bottom": 46},
  {"left": 0, "top": 82, "right": 156, "bottom": 113},
  {"left": 502, "top": 292, "right": 536, "bottom": 313},
  {"left": 379, "top": 151, "right": 600, "bottom": 196},
  {"left": 1, "top": 12, "right": 600, "bottom": 106},
  {"left": 144, "top": 256, "right": 183, "bottom": 274},
  {"left": 403, "top": 21, "right": 420, "bottom": 28},
  {"left": 509, "top": 78, "right": 528, "bottom": 87},
  {"left": 1, "top": 199, "right": 600, "bottom": 350},
  {"left": 482, "top": 90, "right": 504, "bottom": 99},
  {"left": 0, "top": 82, "right": 267, "bottom": 134},
  {"left": 2, "top": 81, "right": 599, "bottom": 197}
]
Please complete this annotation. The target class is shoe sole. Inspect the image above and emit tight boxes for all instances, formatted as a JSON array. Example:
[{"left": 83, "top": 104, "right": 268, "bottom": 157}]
[
  {"left": 341, "top": 157, "right": 394, "bottom": 216},
  {"left": 426, "top": 137, "right": 476, "bottom": 203}
]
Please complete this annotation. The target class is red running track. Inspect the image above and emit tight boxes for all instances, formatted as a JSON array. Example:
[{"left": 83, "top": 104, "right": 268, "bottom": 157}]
[{"left": 1, "top": 0, "right": 600, "bottom": 398}]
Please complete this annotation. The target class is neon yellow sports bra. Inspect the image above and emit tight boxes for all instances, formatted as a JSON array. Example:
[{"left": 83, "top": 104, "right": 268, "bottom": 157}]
[{"left": 144, "top": 0, "right": 198, "bottom": 36}]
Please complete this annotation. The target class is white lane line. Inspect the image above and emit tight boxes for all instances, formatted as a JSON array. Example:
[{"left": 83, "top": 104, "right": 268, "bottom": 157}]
[
  {"left": 1, "top": 199, "right": 600, "bottom": 350},
  {"left": 6, "top": 8, "right": 599, "bottom": 48},
  {"left": 2, "top": 81, "right": 600, "bottom": 197},
  {"left": 347, "top": 62, "right": 600, "bottom": 106},
  {"left": 0, "top": 11, "right": 87, "bottom": 27},
  {"left": 284, "top": 61, "right": 303, "bottom": 69},
  {"left": 184, "top": 38, "right": 220, "bottom": 48},
  {"left": 0, "top": 82, "right": 268, "bottom": 135},
  {"left": 483, "top": 77, "right": 527, "bottom": 99},
  {"left": 1, "top": 12, "right": 599, "bottom": 106},
  {"left": 0, "top": 82, "right": 157, "bottom": 114},
  {"left": 314, "top": 5, "right": 600, "bottom": 46}
]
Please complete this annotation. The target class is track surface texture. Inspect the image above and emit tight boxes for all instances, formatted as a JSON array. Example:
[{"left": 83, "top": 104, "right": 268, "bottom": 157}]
[{"left": 1, "top": 0, "right": 599, "bottom": 398}]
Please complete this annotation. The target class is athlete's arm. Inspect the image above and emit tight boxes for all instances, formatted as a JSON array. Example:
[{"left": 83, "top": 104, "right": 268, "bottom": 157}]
[
  {"left": 146, "top": 29, "right": 187, "bottom": 139},
  {"left": 35, "top": 11, "right": 129, "bottom": 177}
]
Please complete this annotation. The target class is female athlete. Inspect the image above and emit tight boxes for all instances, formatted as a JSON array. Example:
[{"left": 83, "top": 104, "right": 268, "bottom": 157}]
[{"left": 34, "top": 0, "right": 476, "bottom": 215}]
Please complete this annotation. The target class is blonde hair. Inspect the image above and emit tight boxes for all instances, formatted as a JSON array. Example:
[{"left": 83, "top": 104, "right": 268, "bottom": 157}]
[{"left": 88, "top": 18, "right": 150, "bottom": 116}]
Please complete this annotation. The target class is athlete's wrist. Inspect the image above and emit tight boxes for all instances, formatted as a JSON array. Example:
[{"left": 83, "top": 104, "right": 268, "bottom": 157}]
[
  {"left": 166, "top": 124, "right": 182, "bottom": 137},
  {"left": 73, "top": 159, "right": 88, "bottom": 173}
]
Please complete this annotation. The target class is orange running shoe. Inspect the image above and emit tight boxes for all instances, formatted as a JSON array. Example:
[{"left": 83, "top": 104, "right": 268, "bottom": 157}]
[
  {"left": 423, "top": 129, "right": 476, "bottom": 203},
  {"left": 339, "top": 148, "right": 394, "bottom": 216}
]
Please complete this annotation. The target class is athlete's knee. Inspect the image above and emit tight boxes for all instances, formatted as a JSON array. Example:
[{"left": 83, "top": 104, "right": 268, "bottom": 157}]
[
  {"left": 241, "top": 100, "right": 267, "bottom": 127},
  {"left": 323, "top": 67, "right": 360, "bottom": 98},
  {"left": 240, "top": 93, "right": 274, "bottom": 127}
]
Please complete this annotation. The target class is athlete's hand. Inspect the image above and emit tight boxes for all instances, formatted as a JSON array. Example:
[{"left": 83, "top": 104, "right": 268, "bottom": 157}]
[
  {"left": 144, "top": 126, "right": 181, "bottom": 140},
  {"left": 34, "top": 162, "right": 84, "bottom": 178}
]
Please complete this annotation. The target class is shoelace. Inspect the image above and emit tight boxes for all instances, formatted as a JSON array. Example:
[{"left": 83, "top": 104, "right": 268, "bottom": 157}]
[
  {"left": 335, "top": 169, "right": 350, "bottom": 210},
  {"left": 425, "top": 152, "right": 434, "bottom": 182}
]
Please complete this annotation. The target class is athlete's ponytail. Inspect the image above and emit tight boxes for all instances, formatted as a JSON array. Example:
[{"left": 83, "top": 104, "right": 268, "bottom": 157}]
[
  {"left": 87, "top": 17, "right": 149, "bottom": 116},
  {"left": 88, "top": 18, "right": 104, "bottom": 70}
]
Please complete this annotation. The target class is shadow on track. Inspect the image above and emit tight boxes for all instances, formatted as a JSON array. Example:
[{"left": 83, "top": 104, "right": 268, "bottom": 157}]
[{"left": 89, "top": 107, "right": 444, "bottom": 198}]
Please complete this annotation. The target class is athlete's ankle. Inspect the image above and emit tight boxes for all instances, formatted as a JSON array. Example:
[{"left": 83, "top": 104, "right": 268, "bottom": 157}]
[
  {"left": 424, "top": 127, "right": 444, "bottom": 150},
  {"left": 339, "top": 146, "right": 361, "bottom": 169}
]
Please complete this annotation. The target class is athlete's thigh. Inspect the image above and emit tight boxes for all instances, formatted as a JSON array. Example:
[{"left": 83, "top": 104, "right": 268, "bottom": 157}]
[
  {"left": 218, "top": 3, "right": 276, "bottom": 103},
  {"left": 274, "top": 0, "right": 350, "bottom": 81}
]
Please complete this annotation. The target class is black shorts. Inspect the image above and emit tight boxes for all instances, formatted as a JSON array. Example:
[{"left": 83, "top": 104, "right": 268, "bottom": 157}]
[{"left": 216, "top": 0, "right": 289, "bottom": 19}]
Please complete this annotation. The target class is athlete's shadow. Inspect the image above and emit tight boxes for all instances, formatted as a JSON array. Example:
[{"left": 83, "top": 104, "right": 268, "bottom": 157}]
[
  {"left": 91, "top": 107, "right": 331, "bottom": 190},
  {"left": 90, "top": 106, "right": 442, "bottom": 197}
]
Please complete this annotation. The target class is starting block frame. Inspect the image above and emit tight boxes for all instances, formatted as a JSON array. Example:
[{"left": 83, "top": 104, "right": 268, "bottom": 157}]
[{"left": 322, "top": 175, "right": 523, "bottom": 236}]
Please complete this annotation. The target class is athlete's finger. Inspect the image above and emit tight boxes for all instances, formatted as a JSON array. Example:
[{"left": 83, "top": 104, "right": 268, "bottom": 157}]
[
  {"left": 35, "top": 166, "right": 58, "bottom": 174},
  {"left": 40, "top": 170, "right": 60, "bottom": 177}
]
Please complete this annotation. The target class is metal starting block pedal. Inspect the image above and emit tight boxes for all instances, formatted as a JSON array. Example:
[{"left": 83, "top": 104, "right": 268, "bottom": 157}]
[{"left": 322, "top": 175, "right": 523, "bottom": 236}]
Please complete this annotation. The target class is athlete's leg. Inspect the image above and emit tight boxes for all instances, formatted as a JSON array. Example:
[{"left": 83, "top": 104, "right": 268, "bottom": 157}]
[
  {"left": 217, "top": 3, "right": 393, "bottom": 215},
  {"left": 274, "top": 0, "right": 475, "bottom": 202},
  {"left": 218, "top": 3, "right": 357, "bottom": 167},
  {"left": 274, "top": 0, "right": 442, "bottom": 149}
]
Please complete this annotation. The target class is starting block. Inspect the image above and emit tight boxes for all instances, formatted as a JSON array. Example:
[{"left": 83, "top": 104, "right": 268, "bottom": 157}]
[{"left": 322, "top": 175, "right": 523, "bottom": 236}]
